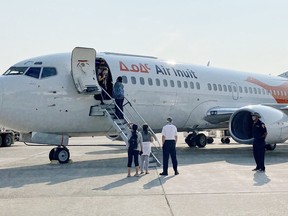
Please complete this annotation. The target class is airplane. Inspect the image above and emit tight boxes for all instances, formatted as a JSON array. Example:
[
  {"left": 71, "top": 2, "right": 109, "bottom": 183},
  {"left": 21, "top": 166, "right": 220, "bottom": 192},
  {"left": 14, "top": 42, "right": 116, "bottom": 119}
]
[{"left": 1, "top": 46, "right": 288, "bottom": 163}]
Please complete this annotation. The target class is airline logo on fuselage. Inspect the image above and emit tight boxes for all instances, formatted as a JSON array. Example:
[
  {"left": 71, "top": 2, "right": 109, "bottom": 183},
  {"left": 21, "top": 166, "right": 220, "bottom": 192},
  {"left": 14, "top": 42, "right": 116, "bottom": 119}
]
[
  {"left": 119, "top": 61, "right": 198, "bottom": 79},
  {"left": 246, "top": 76, "right": 288, "bottom": 103}
]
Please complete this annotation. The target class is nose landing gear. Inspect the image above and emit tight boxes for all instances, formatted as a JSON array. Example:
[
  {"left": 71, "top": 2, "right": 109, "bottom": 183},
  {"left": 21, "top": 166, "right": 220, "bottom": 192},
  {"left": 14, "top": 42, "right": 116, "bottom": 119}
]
[{"left": 49, "top": 146, "right": 70, "bottom": 164}]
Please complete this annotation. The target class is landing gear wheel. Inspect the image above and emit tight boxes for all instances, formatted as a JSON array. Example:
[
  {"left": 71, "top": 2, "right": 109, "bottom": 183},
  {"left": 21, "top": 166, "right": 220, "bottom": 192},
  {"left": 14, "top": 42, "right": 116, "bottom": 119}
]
[
  {"left": 55, "top": 147, "right": 70, "bottom": 163},
  {"left": 2, "top": 134, "right": 13, "bottom": 147},
  {"left": 265, "top": 143, "right": 276, "bottom": 151},
  {"left": 185, "top": 133, "right": 196, "bottom": 147},
  {"left": 49, "top": 147, "right": 58, "bottom": 161},
  {"left": 207, "top": 137, "right": 214, "bottom": 144},
  {"left": 195, "top": 133, "right": 207, "bottom": 148},
  {"left": 49, "top": 146, "right": 70, "bottom": 163},
  {"left": 224, "top": 138, "right": 230, "bottom": 144}
]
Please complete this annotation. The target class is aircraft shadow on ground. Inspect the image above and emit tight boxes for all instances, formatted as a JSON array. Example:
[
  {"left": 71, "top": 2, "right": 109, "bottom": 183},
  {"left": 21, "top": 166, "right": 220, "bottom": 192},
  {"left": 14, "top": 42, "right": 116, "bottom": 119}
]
[
  {"left": 1, "top": 144, "right": 287, "bottom": 189},
  {"left": 179, "top": 144, "right": 288, "bottom": 167}
]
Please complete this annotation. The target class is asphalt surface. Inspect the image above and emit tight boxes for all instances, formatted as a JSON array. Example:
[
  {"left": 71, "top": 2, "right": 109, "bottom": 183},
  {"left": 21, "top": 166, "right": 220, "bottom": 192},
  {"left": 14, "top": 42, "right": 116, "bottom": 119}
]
[{"left": 1, "top": 135, "right": 288, "bottom": 216}]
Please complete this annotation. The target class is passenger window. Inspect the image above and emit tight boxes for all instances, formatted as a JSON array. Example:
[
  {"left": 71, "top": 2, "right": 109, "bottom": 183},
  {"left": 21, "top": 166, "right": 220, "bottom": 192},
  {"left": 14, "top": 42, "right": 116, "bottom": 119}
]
[
  {"left": 223, "top": 85, "right": 227, "bottom": 92},
  {"left": 184, "top": 81, "right": 188, "bottom": 88},
  {"left": 163, "top": 79, "right": 168, "bottom": 87},
  {"left": 253, "top": 88, "right": 257, "bottom": 94},
  {"left": 25, "top": 67, "right": 41, "bottom": 79},
  {"left": 170, "top": 80, "right": 175, "bottom": 87},
  {"left": 228, "top": 85, "right": 232, "bottom": 92},
  {"left": 262, "top": 89, "right": 265, "bottom": 95},
  {"left": 233, "top": 86, "right": 237, "bottom": 92},
  {"left": 196, "top": 82, "right": 200, "bottom": 89},
  {"left": 140, "top": 77, "right": 145, "bottom": 85},
  {"left": 177, "top": 80, "right": 181, "bottom": 88},
  {"left": 213, "top": 84, "right": 217, "bottom": 91},
  {"left": 218, "top": 84, "right": 222, "bottom": 91},
  {"left": 258, "top": 88, "right": 261, "bottom": 94},
  {"left": 122, "top": 76, "right": 128, "bottom": 84},
  {"left": 249, "top": 87, "right": 252, "bottom": 94},
  {"left": 131, "top": 76, "right": 136, "bottom": 84},
  {"left": 41, "top": 67, "right": 57, "bottom": 79},
  {"left": 238, "top": 86, "right": 242, "bottom": 93},
  {"left": 244, "top": 87, "right": 248, "bottom": 93},
  {"left": 148, "top": 78, "right": 153, "bottom": 86},
  {"left": 190, "top": 82, "right": 194, "bottom": 89},
  {"left": 156, "top": 78, "right": 160, "bottom": 86}
]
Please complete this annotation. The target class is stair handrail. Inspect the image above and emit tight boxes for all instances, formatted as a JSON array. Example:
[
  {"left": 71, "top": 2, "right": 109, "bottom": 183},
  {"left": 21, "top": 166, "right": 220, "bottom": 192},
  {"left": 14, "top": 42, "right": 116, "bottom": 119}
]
[{"left": 99, "top": 87, "right": 161, "bottom": 149}]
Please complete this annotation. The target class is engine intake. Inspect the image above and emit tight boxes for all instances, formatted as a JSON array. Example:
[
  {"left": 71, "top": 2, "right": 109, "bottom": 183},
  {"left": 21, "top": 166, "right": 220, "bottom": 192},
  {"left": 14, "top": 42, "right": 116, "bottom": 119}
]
[{"left": 229, "top": 105, "right": 288, "bottom": 144}]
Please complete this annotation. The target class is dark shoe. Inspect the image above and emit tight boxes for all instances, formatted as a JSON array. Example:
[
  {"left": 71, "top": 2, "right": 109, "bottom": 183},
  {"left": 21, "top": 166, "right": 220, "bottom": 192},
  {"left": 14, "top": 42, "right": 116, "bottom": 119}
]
[
  {"left": 100, "top": 102, "right": 105, "bottom": 105},
  {"left": 159, "top": 172, "right": 168, "bottom": 176},
  {"left": 175, "top": 171, "right": 179, "bottom": 175},
  {"left": 252, "top": 168, "right": 259, "bottom": 171}
]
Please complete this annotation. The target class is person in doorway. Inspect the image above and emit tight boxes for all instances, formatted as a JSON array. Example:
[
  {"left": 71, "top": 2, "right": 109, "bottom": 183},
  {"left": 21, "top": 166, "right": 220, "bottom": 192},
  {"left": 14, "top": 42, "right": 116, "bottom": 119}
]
[
  {"left": 113, "top": 76, "right": 124, "bottom": 119},
  {"left": 140, "top": 124, "right": 154, "bottom": 174},
  {"left": 251, "top": 112, "right": 267, "bottom": 172},
  {"left": 160, "top": 117, "right": 179, "bottom": 176},
  {"left": 127, "top": 124, "right": 143, "bottom": 177},
  {"left": 98, "top": 67, "right": 108, "bottom": 104}
]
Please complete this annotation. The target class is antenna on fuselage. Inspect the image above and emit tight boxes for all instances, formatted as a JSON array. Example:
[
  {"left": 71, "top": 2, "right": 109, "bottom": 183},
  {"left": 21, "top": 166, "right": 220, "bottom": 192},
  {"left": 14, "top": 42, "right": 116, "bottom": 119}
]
[{"left": 207, "top": 61, "right": 210, "bottom": 67}]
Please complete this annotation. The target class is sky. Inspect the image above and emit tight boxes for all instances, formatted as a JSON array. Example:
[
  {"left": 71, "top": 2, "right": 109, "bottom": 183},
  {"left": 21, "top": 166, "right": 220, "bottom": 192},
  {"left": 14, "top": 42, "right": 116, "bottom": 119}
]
[{"left": 1, "top": 0, "right": 288, "bottom": 75}]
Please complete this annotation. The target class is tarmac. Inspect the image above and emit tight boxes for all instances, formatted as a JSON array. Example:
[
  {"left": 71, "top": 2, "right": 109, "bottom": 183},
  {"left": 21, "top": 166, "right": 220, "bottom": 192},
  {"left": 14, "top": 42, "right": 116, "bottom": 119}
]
[{"left": 1, "top": 135, "right": 288, "bottom": 216}]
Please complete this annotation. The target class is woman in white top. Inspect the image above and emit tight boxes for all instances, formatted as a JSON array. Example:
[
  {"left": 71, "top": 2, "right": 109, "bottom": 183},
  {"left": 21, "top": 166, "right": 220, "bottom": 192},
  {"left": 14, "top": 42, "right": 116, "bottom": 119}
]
[{"left": 140, "top": 124, "right": 154, "bottom": 174}]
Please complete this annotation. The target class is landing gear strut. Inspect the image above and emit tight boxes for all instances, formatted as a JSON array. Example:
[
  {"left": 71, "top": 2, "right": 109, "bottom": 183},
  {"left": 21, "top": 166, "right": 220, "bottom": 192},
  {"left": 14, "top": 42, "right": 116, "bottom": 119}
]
[{"left": 49, "top": 146, "right": 70, "bottom": 163}]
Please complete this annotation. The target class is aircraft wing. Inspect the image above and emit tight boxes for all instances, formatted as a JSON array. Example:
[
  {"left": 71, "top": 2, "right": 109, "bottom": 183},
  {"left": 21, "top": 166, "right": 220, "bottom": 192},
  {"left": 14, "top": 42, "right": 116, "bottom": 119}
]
[{"left": 204, "top": 107, "right": 239, "bottom": 124}]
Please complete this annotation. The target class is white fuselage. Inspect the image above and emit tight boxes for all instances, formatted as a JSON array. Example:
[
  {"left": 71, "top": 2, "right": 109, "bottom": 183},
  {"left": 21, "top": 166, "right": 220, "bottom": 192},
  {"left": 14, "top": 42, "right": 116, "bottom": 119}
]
[{"left": 0, "top": 51, "right": 285, "bottom": 136}]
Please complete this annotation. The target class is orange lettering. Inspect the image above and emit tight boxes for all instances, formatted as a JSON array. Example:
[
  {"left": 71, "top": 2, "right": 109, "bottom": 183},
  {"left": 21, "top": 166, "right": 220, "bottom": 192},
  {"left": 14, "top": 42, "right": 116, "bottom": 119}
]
[{"left": 119, "top": 61, "right": 129, "bottom": 71}]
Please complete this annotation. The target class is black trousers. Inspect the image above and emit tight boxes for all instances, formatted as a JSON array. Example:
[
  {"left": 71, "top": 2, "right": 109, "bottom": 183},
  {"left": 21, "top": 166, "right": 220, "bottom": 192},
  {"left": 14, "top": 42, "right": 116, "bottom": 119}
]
[
  {"left": 115, "top": 98, "right": 124, "bottom": 119},
  {"left": 162, "top": 140, "right": 178, "bottom": 174},
  {"left": 253, "top": 139, "right": 265, "bottom": 170},
  {"left": 127, "top": 149, "right": 139, "bottom": 167}
]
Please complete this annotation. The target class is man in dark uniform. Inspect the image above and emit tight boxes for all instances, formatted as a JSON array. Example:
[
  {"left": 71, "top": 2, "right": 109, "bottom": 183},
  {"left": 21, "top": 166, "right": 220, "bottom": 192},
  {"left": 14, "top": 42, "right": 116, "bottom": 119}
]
[
  {"left": 251, "top": 112, "right": 267, "bottom": 172},
  {"left": 160, "top": 117, "right": 179, "bottom": 176}
]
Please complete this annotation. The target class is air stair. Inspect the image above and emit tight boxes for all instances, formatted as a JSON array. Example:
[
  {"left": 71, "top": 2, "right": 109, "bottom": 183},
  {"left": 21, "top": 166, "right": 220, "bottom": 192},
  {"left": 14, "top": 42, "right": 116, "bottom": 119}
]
[{"left": 89, "top": 90, "right": 161, "bottom": 167}]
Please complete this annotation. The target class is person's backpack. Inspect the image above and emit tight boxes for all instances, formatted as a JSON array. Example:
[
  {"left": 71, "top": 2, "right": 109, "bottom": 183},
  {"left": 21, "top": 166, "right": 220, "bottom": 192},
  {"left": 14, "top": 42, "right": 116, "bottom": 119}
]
[{"left": 128, "top": 133, "right": 138, "bottom": 150}]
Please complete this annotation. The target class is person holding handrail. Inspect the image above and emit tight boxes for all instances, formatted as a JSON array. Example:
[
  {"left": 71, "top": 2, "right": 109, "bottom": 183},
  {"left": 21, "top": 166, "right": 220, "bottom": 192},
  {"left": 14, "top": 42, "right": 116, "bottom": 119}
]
[{"left": 113, "top": 76, "right": 124, "bottom": 119}]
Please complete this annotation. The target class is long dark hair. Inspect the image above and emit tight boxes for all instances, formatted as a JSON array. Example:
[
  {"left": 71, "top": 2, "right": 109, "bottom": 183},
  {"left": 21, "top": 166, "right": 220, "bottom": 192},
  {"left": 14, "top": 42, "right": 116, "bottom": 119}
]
[
  {"left": 142, "top": 124, "right": 148, "bottom": 135},
  {"left": 132, "top": 124, "right": 138, "bottom": 137}
]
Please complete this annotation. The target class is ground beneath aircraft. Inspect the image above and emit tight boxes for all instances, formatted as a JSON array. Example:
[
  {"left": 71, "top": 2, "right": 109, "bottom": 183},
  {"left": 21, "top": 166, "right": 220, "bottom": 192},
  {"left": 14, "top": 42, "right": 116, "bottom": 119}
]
[{"left": 1, "top": 136, "right": 288, "bottom": 216}]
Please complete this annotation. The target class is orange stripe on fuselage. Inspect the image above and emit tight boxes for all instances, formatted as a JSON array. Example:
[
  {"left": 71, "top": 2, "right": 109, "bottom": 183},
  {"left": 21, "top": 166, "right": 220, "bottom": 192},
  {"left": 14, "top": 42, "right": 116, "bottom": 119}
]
[{"left": 246, "top": 76, "right": 288, "bottom": 104}]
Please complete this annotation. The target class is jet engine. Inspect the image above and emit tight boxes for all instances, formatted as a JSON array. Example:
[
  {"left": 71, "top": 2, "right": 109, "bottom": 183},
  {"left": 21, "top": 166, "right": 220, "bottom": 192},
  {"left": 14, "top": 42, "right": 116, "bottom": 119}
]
[{"left": 229, "top": 105, "right": 288, "bottom": 145}]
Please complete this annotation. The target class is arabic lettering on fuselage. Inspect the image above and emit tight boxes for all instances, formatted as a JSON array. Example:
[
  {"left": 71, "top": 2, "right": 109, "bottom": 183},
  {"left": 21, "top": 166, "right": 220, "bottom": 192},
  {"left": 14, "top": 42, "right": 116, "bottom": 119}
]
[{"left": 119, "top": 61, "right": 198, "bottom": 79}]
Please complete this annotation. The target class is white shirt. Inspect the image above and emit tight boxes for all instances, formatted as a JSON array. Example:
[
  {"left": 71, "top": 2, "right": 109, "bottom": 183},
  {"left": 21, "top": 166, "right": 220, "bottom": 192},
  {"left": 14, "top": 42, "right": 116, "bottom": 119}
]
[{"left": 161, "top": 123, "right": 177, "bottom": 140}]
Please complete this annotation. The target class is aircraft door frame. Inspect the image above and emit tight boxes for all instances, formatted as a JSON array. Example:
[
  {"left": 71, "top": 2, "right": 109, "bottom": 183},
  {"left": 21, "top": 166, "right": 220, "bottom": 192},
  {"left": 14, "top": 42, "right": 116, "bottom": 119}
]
[
  {"left": 230, "top": 82, "right": 239, "bottom": 100},
  {"left": 71, "top": 47, "right": 101, "bottom": 94}
]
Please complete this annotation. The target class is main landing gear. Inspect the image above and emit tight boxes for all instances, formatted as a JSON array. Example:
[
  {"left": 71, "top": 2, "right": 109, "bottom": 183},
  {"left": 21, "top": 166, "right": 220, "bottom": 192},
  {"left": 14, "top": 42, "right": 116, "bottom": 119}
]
[
  {"left": 185, "top": 132, "right": 211, "bottom": 148},
  {"left": 49, "top": 146, "right": 70, "bottom": 164}
]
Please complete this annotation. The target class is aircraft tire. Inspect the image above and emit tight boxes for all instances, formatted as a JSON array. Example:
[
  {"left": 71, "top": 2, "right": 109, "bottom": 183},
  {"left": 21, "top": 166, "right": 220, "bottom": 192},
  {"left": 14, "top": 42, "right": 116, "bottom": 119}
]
[
  {"left": 207, "top": 137, "right": 214, "bottom": 144},
  {"left": 224, "top": 138, "right": 230, "bottom": 144},
  {"left": 195, "top": 133, "right": 207, "bottom": 148},
  {"left": 221, "top": 138, "right": 225, "bottom": 144},
  {"left": 2, "top": 134, "right": 13, "bottom": 147},
  {"left": 185, "top": 133, "right": 197, "bottom": 147},
  {"left": 49, "top": 148, "right": 58, "bottom": 161},
  {"left": 55, "top": 147, "right": 70, "bottom": 164},
  {"left": 265, "top": 143, "right": 276, "bottom": 151}
]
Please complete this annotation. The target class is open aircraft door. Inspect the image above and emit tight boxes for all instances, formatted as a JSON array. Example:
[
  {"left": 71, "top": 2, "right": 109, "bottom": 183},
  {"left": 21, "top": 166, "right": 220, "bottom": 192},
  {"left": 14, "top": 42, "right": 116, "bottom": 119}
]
[{"left": 71, "top": 47, "right": 101, "bottom": 94}]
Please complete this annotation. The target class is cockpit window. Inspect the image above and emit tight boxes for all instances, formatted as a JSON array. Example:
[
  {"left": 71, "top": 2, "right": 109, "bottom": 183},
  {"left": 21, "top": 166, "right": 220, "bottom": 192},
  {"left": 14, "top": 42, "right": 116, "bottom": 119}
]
[
  {"left": 3, "top": 67, "right": 28, "bottom": 75},
  {"left": 25, "top": 67, "right": 41, "bottom": 79},
  {"left": 41, "top": 67, "right": 57, "bottom": 78}
]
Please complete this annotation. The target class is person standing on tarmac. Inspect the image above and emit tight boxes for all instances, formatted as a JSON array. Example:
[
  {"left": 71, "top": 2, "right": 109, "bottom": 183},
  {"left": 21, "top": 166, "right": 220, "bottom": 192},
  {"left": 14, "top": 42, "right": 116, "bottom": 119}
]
[
  {"left": 160, "top": 117, "right": 179, "bottom": 176},
  {"left": 251, "top": 112, "right": 267, "bottom": 172}
]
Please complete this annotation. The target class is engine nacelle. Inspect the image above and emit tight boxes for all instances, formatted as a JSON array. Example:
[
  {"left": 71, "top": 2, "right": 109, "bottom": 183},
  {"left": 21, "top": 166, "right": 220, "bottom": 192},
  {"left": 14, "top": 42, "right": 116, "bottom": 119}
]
[{"left": 229, "top": 105, "right": 288, "bottom": 144}]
